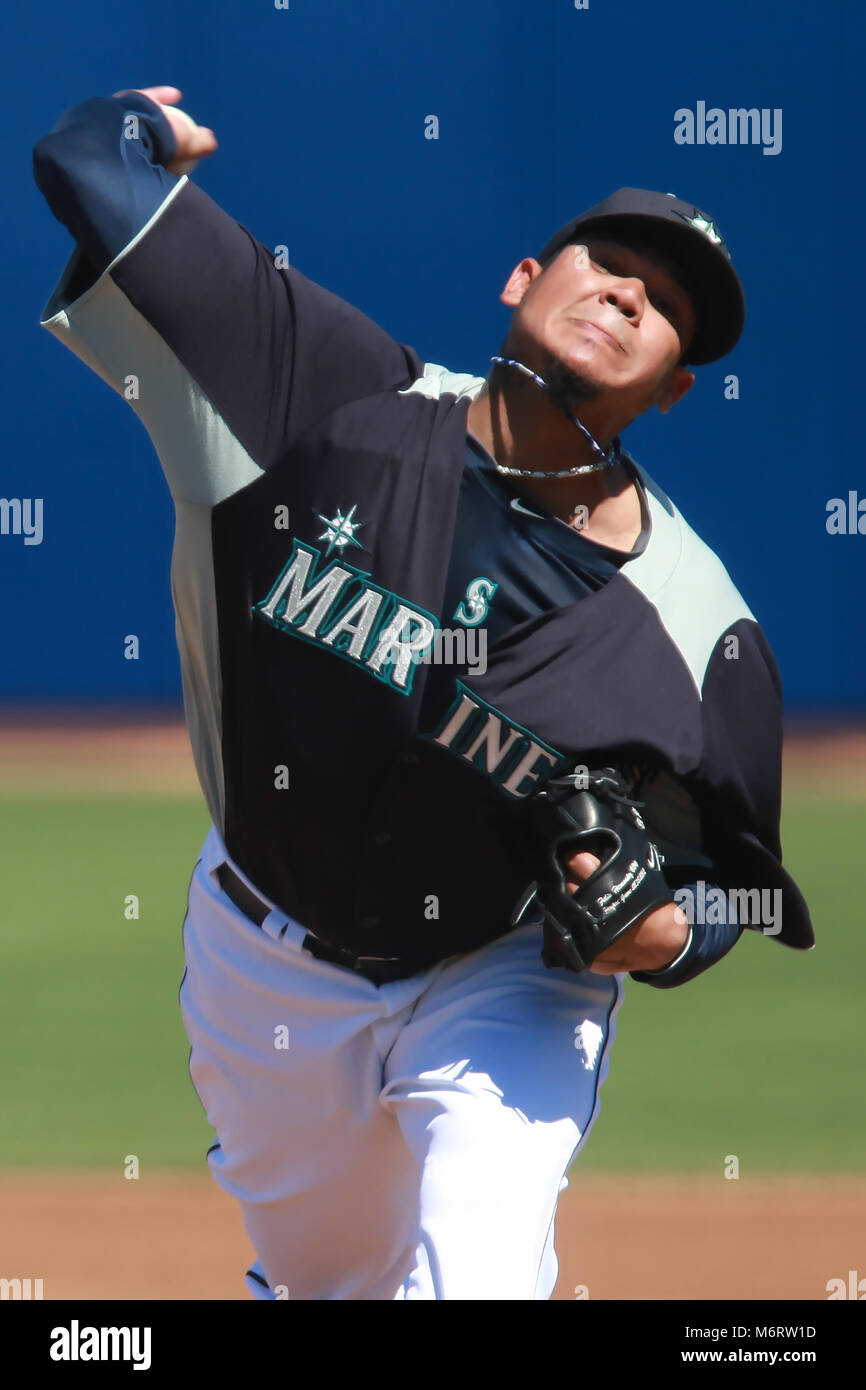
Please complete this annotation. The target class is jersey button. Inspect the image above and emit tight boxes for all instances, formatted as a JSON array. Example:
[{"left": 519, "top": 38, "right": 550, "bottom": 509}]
[
  {"left": 359, "top": 915, "right": 379, "bottom": 931},
  {"left": 373, "top": 830, "right": 392, "bottom": 847}
]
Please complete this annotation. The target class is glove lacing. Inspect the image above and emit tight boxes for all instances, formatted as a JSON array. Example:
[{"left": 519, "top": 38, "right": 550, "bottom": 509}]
[{"left": 543, "top": 768, "right": 647, "bottom": 815}]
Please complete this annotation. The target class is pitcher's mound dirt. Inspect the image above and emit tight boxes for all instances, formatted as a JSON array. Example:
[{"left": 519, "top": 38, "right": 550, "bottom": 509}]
[{"left": 0, "top": 1172, "right": 861, "bottom": 1300}]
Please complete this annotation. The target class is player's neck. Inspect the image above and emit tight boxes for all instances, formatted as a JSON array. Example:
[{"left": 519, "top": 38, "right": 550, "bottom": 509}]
[{"left": 467, "top": 381, "right": 640, "bottom": 544}]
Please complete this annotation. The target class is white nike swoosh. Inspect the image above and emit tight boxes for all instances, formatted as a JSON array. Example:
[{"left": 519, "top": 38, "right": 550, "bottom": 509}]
[{"left": 509, "top": 497, "right": 545, "bottom": 518}]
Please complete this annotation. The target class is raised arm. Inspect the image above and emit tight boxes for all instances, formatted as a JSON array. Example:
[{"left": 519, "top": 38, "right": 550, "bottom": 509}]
[
  {"left": 33, "top": 87, "right": 420, "bottom": 505},
  {"left": 33, "top": 87, "right": 215, "bottom": 281}
]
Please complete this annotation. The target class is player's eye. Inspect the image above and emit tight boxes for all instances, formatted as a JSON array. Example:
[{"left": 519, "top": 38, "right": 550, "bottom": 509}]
[{"left": 651, "top": 296, "right": 677, "bottom": 326}]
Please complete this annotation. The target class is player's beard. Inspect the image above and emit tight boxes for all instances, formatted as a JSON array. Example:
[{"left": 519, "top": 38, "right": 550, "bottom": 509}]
[{"left": 537, "top": 348, "right": 604, "bottom": 419}]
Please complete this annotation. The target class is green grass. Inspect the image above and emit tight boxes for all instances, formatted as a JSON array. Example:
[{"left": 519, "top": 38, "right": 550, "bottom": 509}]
[
  {"left": 580, "top": 798, "right": 865, "bottom": 1173},
  {"left": 0, "top": 797, "right": 213, "bottom": 1169},
  {"left": 0, "top": 794, "right": 862, "bottom": 1173}
]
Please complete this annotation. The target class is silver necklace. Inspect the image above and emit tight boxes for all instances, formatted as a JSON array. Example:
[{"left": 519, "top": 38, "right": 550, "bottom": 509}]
[{"left": 488, "top": 356, "right": 623, "bottom": 479}]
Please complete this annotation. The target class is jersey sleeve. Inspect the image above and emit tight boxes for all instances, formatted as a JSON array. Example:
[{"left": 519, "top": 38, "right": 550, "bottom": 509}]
[
  {"left": 630, "top": 885, "right": 744, "bottom": 989},
  {"left": 694, "top": 619, "right": 814, "bottom": 949},
  {"left": 33, "top": 92, "right": 421, "bottom": 506}
]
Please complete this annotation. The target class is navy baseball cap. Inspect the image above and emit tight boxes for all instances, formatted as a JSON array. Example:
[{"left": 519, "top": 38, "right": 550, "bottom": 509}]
[{"left": 537, "top": 188, "right": 745, "bottom": 366}]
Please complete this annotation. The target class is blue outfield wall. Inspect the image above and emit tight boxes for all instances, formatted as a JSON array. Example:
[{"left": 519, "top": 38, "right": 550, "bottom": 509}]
[{"left": 1, "top": 0, "right": 863, "bottom": 709}]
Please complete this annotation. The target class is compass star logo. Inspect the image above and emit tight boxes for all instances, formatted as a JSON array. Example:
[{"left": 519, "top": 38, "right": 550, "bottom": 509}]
[
  {"left": 685, "top": 211, "right": 722, "bottom": 244},
  {"left": 316, "top": 503, "right": 366, "bottom": 556}
]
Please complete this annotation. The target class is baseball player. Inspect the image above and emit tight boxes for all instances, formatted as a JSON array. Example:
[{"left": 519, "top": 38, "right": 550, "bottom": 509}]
[{"left": 33, "top": 86, "right": 813, "bottom": 1301}]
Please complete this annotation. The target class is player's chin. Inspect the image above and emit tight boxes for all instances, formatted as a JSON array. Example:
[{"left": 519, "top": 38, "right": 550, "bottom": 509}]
[{"left": 550, "top": 337, "right": 623, "bottom": 385}]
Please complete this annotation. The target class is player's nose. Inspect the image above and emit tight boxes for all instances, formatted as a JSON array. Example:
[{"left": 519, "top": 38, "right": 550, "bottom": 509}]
[{"left": 600, "top": 281, "right": 643, "bottom": 325}]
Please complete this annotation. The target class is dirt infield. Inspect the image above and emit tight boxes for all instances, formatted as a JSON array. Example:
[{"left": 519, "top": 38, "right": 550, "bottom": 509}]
[
  {"left": 0, "top": 1171, "right": 860, "bottom": 1300},
  {"left": 0, "top": 716, "right": 199, "bottom": 796},
  {"left": 0, "top": 714, "right": 864, "bottom": 797}
]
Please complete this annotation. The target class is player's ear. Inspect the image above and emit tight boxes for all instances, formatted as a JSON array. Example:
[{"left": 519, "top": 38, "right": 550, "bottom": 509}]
[
  {"left": 657, "top": 365, "right": 696, "bottom": 414},
  {"left": 500, "top": 258, "right": 544, "bottom": 309}
]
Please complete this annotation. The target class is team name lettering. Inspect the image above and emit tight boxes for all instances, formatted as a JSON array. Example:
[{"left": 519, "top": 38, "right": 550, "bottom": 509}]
[
  {"left": 253, "top": 540, "right": 438, "bottom": 695},
  {"left": 424, "top": 680, "right": 564, "bottom": 799}
]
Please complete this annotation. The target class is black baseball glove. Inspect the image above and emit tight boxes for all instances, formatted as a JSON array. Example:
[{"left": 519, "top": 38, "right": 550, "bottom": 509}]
[{"left": 513, "top": 765, "right": 672, "bottom": 973}]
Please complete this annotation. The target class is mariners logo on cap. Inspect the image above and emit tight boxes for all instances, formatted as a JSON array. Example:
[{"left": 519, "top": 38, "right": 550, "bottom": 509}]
[{"left": 682, "top": 210, "right": 723, "bottom": 244}]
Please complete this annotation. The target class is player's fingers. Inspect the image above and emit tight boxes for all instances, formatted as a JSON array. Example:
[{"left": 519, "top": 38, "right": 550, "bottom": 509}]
[
  {"left": 112, "top": 86, "right": 183, "bottom": 104},
  {"left": 566, "top": 850, "right": 600, "bottom": 878},
  {"left": 190, "top": 126, "right": 218, "bottom": 155},
  {"left": 563, "top": 849, "right": 601, "bottom": 889}
]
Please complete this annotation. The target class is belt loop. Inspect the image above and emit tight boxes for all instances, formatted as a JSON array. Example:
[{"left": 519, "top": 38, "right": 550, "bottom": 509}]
[
  {"left": 215, "top": 859, "right": 436, "bottom": 983},
  {"left": 260, "top": 909, "right": 293, "bottom": 944},
  {"left": 216, "top": 861, "right": 295, "bottom": 943}
]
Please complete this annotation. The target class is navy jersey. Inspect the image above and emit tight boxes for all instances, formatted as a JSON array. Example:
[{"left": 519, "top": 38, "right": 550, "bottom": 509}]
[
  {"left": 443, "top": 435, "right": 651, "bottom": 641},
  {"left": 33, "top": 92, "right": 813, "bottom": 965}
]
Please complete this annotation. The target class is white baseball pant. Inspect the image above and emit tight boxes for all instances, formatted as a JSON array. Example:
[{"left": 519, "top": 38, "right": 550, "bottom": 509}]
[{"left": 179, "top": 825, "right": 624, "bottom": 1300}]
